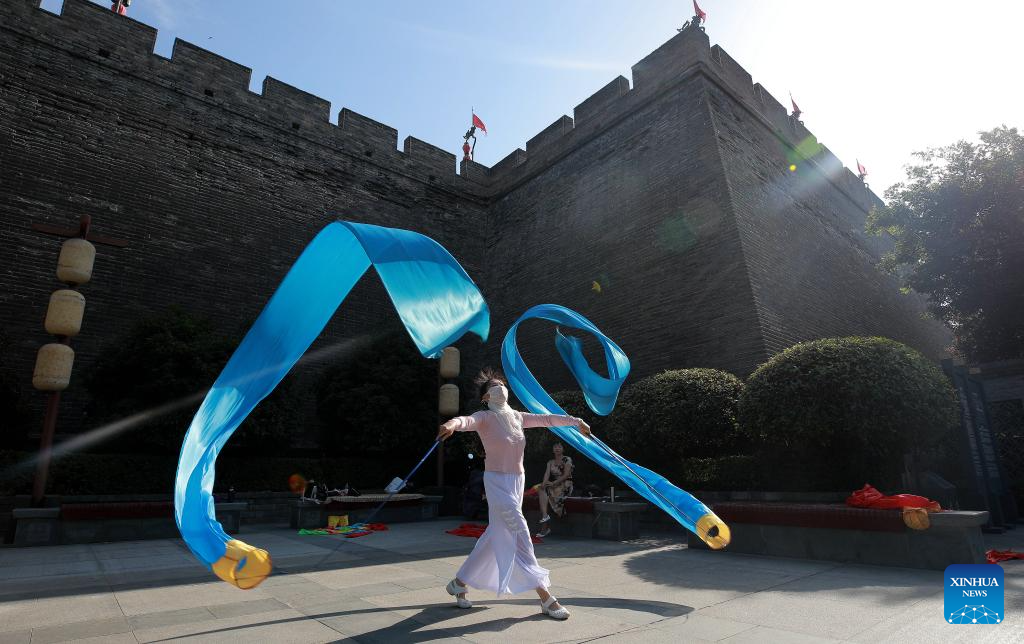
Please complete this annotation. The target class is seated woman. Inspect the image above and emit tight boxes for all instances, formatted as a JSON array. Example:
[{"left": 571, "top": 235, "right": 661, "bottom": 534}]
[{"left": 535, "top": 441, "right": 573, "bottom": 538}]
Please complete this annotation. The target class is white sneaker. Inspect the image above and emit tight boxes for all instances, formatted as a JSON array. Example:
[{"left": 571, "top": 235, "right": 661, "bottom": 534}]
[
  {"left": 539, "top": 514, "right": 551, "bottom": 523},
  {"left": 445, "top": 579, "right": 472, "bottom": 609},
  {"left": 541, "top": 595, "right": 570, "bottom": 620}
]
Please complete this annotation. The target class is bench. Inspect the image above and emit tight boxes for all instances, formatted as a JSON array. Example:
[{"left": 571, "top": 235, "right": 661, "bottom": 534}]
[
  {"left": 289, "top": 494, "right": 440, "bottom": 529},
  {"left": 522, "top": 497, "right": 650, "bottom": 540},
  {"left": 686, "top": 502, "right": 989, "bottom": 569},
  {"left": 12, "top": 501, "right": 246, "bottom": 546}
]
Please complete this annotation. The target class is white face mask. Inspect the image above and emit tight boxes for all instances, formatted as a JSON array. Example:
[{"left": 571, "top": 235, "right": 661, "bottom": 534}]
[{"left": 486, "top": 384, "right": 508, "bottom": 409}]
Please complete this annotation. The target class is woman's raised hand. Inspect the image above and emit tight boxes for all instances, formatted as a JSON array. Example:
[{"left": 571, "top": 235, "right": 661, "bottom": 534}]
[
  {"left": 576, "top": 420, "right": 592, "bottom": 437},
  {"left": 437, "top": 423, "right": 455, "bottom": 441}
]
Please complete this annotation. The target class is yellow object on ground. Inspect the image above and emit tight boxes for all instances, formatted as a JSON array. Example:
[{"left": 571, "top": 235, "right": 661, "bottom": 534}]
[
  {"left": 211, "top": 539, "right": 272, "bottom": 589},
  {"left": 328, "top": 515, "right": 349, "bottom": 528}
]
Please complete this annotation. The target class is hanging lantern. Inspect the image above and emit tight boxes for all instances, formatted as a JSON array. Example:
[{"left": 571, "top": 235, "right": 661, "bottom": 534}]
[
  {"left": 439, "top": 346, "right": 460, "bottom": 378},
  {"left": 32, "top": 343, "right": 75, "bottom": 391},
  {"left": 44, "top": 289, "right": 86, "bottom": 337},
  {"left": 439, "top": 383, "right": 460, "bottom": 416},
  {"left": 56, "top": 238, "right": 96, "bottom": 285}
]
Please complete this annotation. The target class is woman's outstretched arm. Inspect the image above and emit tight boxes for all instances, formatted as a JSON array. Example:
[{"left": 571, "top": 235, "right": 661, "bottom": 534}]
[
  {"left": 520, "top": 413, "right": 591, "bottom": 436},
  {"left": 437, "top": 411, "right": 486, "bottom": 440}
]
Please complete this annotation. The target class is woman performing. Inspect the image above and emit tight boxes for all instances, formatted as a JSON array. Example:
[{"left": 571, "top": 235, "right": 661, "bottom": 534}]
[
  {"left": 436, "top": 368, "right": 590, "bottom": 620},
  {"left": 535, "top": 442, "right": 573, "bottom": 539}
]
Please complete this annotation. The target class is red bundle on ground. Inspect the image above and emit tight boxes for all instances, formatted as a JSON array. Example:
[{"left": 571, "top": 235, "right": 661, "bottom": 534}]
[
  {"left": 446, "top": 523, "right": 543, "bottom": 544},
  {"left": 446, "top": 523, "right": 487, "bottom": 538},
  {"left": 987, "top": 549, "right": 1024, "bottom": 564},
  {"left": 846, "top": 483, "right": 941, "bottom": 511}
]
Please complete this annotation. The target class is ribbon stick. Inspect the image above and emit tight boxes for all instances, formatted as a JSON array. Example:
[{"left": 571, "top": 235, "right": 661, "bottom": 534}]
[
  {"left": 500, "top": 304, "right": 730, "bottom": 549},
  {"left": 174, "top": 221, "right": 489, "bottom": 588}
]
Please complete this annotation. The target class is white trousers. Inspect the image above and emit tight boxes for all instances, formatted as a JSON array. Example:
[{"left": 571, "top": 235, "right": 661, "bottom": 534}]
[{"left": 457, "top": 471, "right": 551, "bottom": 596}]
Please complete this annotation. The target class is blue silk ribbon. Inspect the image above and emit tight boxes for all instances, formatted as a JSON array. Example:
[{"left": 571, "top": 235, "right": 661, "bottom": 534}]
[{"left": 174, "top": 221, "right": 489, "bottom": 587}]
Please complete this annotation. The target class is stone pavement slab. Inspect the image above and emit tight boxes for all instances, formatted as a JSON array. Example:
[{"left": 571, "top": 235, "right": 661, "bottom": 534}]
[{"left": 0, "top": 518, "right": 1020, "bottom": 643}]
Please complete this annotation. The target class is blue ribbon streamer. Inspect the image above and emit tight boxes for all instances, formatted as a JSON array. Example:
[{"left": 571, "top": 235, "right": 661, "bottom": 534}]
[
  {"left": 174, "top": 221, "right": 489, "bottom": 581},
  {"left": 501, "top": 304, "right": 723, "bottom": 540}
]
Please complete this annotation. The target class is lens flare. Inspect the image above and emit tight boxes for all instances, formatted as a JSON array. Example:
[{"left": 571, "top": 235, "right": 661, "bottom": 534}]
[
  {"left": 3, "top": 335, "right": 377, "bottom": 480},
  {"left": 658, "top": 213, "right": 698, "bottom": 253}
]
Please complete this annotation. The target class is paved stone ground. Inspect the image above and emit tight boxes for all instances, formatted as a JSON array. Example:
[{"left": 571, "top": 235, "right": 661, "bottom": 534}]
[{"left": 1, "top": 519, "right": 1022, "bottom": 643}]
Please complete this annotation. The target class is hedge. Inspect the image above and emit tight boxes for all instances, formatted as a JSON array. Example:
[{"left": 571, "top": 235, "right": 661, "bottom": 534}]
[
  {"left": 522, "top": 370, "right": 745, "bottom": 490},
  {"left": 738, "top": 336, "right": 959, "bottom": 491}
]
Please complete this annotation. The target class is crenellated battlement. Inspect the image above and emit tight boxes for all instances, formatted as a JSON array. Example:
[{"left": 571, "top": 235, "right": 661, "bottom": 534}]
[
  {"left": 0, "top": 0, "right": 876, "bottom": 205},
  {"left": 169, "top": 39, "right": 253, "bottom": 102},
  {"left": 477, "top": 25, "right": 877, "bottom": 210},
  {"left": 526, "top": 115, "right": 575, "bottom": 153},
  {"left": 573, "top": 75, "right": 630, "bottom": 126},
  {"left": 1, "top": 0, "right": 469, "bottom": 188}
]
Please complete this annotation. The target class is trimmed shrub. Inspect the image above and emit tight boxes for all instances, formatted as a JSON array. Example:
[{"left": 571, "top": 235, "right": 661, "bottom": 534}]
[
  {"left": 614, "top": 369, "right": 745, "bottom": 468},
  {"left": 739, "top": 336, "right": 959, "bottom": 491},
  {"left": 522, "top": 369, "right": 744, "bottom": 489},
  {"left": 678, "top": 455, "right": 758, "bottom": 490}
]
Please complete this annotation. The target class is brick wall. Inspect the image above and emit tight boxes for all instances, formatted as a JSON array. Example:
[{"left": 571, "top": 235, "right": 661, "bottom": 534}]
[
  {"left": 0, "top": 0, "right": 489, "bottom": 442},
  {"left": 0, "top": 2, "right": 951, "bottom": 447}
]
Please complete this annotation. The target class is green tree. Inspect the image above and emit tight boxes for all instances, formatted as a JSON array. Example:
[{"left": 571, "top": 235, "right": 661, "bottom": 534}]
[
  {"left": 867, "top": 126, "right": 1024, "bottom": 362},
  {"left": 314, "top": 330, "right": 436, "bottom": 460},
  {"left": 86, "top": 307, "right": 296, "bottom": 454}
]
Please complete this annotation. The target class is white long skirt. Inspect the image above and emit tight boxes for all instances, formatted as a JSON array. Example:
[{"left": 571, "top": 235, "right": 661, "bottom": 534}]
[{"left": 457, "top": 471, "right": 551, "bottom": 596}]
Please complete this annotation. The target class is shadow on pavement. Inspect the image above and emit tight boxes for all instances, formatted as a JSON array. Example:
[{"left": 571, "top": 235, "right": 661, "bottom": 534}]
[{"left": 144, "top": 596, "right": 692, "bottom": 643}]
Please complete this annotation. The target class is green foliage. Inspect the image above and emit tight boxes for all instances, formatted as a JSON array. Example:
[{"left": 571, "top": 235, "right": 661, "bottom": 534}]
[
  {"left": 85, "top": 307, "right": 296, "bottom": 455},
  {"left": 677, "top": 455, "right": 758, "bottom": 490},
  {"left": 0, "top": 450, "right": 387, "bottom": 496},
  {"left": 739, "top": 337, "right": 959, "bottom": 490},
  {"left": 523, "top": 369, "right": 744, "bottom": 487},
  {"left": 314, "top": 331, "right": 436, "bottom": 460},
  {"left": 614, "top": 369, "right": 744, "bottom": 465},
  {"left": 866, "top": 126, "right": 1024, "bottom": 362}
]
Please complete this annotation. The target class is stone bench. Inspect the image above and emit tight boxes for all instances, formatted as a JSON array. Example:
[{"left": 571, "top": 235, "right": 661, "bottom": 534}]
[
  {"left": 12, "top": 502, "right": 246, "bottom": 546},
  {"left": 522, "top": 497, "right": 650, "bottom": 540},
  {"left": 289, "top": 494, "right": 440, "bottom": 529},
  {"left": 687, "top": 502, "right": 989, "bottom": 569}
]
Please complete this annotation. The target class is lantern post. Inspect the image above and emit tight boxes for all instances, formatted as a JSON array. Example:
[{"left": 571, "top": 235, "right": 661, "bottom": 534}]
[
  {"left": 437, "top": 347, "right": 460, "bottom": 486},
  {"left": 29, "top": 215, "right": 127, "bottom": 505}
]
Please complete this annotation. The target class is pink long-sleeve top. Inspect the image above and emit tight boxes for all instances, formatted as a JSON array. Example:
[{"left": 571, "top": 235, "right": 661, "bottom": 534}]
[{"left": 448, "top": 409, "right": 582, "bottom": 474}]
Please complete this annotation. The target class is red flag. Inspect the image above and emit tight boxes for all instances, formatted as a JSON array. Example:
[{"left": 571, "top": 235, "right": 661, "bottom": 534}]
[
  {"left": 472, "top": 113, "right": 487, "bottom": 135},
  {"left": 857, "top": 159, "right": 867, "bottom": 176},
  {"left": 693, "top": 0, "right": 707, "bottom": 22}
]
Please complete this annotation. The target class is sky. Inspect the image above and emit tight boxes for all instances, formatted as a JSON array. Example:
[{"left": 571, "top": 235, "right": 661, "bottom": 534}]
[{"left": 44, "top": 0, "right": 1023, "bottom": 197}]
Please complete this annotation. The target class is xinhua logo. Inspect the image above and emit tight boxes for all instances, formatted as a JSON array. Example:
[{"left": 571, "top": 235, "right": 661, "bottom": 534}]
[{"left": 944, "top": 564, "right": 1004, "bottom": 624}]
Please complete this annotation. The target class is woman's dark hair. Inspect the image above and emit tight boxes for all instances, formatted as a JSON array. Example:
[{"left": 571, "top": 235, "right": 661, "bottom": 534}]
[
  {"left": 552, "top": 441, "right": 564, "bottom": 449},
  {"left": 475, "top": 367, "right": 506, "bottom": 401}
]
